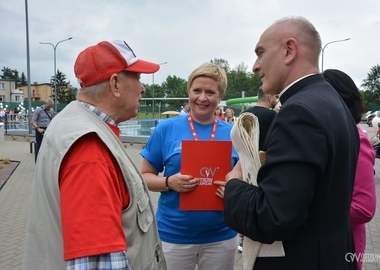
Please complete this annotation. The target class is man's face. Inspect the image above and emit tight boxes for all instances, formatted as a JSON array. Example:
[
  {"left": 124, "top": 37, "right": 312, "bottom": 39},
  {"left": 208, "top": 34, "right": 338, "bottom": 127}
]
[
  {"left": 252, "top": 26, "right": 285, "bottom": 96},
  {"left": 269, "top": 95, "right": 279, "bottom": 109},
  {"left": 45, "top": 103, "right": 53, "bottom": 110},
  {"left": 119, "top": 72, "right": 144, "bottom": 121}
]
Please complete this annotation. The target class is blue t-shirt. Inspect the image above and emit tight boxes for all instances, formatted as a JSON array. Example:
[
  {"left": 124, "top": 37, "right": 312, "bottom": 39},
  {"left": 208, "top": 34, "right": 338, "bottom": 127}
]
[{"left": 140, "top": 115, "right": 239, "bottom": 244}]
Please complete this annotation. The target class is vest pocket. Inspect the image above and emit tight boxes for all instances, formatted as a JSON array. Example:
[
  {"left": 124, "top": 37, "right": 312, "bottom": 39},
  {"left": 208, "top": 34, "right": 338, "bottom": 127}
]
[{"left": 136, "top": 185, "right": 154, "bottom": 232}]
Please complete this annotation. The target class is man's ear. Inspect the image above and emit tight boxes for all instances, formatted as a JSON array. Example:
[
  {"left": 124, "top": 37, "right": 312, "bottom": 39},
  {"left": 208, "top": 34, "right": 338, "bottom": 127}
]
[
  {"left": 109, "top": 74, "right": 121, "bottom": 97},
  {"left": 283, "top": 38, "right": 298, "bottom": 65}
]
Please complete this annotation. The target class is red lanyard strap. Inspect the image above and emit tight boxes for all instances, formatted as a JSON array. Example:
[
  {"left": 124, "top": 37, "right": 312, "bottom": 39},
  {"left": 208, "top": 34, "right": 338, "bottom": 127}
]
[{"left": 187, "top": 114, "right": 217, "bottom": 141}]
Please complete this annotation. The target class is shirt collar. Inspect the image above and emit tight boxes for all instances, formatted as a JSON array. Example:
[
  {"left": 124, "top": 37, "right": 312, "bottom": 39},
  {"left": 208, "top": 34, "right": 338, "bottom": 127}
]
[
  {"left": 80, "top": 102, "right": 117, "bottom": 127},
  {"left": 279, "top": 74, "right": 317, "bottom": 97}
]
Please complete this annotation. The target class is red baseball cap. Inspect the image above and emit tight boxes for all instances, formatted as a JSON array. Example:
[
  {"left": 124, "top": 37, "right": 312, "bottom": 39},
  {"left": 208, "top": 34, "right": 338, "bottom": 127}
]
[{"left": 74, "top": 40, "right": 160, "bottom": 87}]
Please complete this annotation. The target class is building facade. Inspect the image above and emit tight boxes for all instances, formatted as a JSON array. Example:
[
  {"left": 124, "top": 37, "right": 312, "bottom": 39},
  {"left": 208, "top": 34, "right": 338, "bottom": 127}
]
[
  {"left": 18, "top": 83, "right": 53, "bottom": 102},
  {"left": 0, "top": 79, "right": 24, "bottom": 103}
]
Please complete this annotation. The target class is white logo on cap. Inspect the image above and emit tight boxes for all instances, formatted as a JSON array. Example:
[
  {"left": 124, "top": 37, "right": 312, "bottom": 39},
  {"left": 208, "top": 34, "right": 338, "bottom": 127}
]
[{"left": 109, "top": 40, "right": 138, "bottom": 66}]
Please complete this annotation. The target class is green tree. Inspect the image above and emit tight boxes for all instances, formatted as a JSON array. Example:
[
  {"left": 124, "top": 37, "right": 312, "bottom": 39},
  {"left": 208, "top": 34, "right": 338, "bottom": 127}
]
[
  {"left": 60, "top": 86, "right": 78, "bottom": 104},
  {"left": 361, "top": 64, "right": 380, "bottom": 111},
  {"left": 362, "top": 64, "right": 380, "bottom": 95},
  {"left": 19, "top": 72, "right": 27, "bottom": 86},
  {"left": 53, "top": 69, "right": 72, "bottom": 104},
  {"left": 211, "top": 58, "right": 231, "bottom": 73},
  {"left": 161, "top": 75, "right": 188, "bottom": 107},
  {"left": 360, "top": 90, "right": 377, "bottom": 112},
  {"left": 142, "top": 83, "right": 166, "bottom": 105},
  {"left": 225, "top": 63, "right": 261, "bottom": 100},
  {"left": 0, "top": 67, "right": 27, "bottom": 87},
  {"left": 143, "top": 83, "right": 153, "bottom": 104},
  {"left": 152, "top": 84, "right": 166, "bottom": 100},
  {"left": 1, "top": 67, "right": 19, "bottom": 81}
]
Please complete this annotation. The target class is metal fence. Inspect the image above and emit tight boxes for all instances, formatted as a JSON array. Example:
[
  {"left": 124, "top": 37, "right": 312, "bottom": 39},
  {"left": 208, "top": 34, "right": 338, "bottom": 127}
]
[{"left": 0, "top": 113, "right": 29, "bottom": 134}]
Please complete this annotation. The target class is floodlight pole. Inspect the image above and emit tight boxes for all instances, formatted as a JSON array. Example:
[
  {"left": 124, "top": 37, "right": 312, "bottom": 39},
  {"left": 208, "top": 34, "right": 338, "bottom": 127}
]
[
  {"left": 40, "top": 37, "right": 73, "bottom": 113},
  {"left": 152, "top": 62, "right": 168, "bottom": 118},
  {"left": 321, "top": 38, "right": 350, "bottom": 71},
  {"left": 24, "top": 0, "right": 33, "bottom": 134}
]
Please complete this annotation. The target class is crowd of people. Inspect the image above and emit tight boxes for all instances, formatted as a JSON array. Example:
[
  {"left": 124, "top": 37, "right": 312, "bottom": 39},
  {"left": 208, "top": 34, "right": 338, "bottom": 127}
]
[{"left": 21, "top": 16, "right": 376, "bottom": 270}]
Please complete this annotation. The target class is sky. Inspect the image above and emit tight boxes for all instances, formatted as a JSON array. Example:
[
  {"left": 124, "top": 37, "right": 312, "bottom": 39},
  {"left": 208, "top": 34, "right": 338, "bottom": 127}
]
[{"left": 1, "top": 0, "right": 379, "bottom": 92}]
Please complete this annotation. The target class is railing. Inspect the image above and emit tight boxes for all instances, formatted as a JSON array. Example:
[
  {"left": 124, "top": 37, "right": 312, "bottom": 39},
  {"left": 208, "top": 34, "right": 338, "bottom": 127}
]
[
  {"left": 0, "top": 115, "right": 164, "bottom": 141},
  {"left": 118, "top": 119, "right": 162, "bottom": 136},
  {"left": 1, "top": 114, "right": 29, "bottom": 134}
]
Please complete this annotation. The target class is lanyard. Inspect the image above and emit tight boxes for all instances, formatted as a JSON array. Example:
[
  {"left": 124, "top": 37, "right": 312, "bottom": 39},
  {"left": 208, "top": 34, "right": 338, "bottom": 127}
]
[{"left": 187, "top": 114, "right": 218, "bottom": 141}]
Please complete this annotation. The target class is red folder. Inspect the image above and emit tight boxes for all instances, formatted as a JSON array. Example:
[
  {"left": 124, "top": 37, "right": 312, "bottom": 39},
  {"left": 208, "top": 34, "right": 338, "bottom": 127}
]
[{"left": 180, "top": 140, "right": 232, "bottom": 211}]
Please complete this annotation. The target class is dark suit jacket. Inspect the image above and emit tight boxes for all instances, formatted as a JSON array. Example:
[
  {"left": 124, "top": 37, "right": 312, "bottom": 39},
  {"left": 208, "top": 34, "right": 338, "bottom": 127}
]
[{"left": 225, "top": 75, "right": 359, "bottom": 269}]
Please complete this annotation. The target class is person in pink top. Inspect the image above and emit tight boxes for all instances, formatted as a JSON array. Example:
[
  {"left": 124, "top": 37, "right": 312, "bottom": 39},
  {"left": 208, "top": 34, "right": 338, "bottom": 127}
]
[{"left": 323, "top": 69, "right": 376, "bottom": 269}]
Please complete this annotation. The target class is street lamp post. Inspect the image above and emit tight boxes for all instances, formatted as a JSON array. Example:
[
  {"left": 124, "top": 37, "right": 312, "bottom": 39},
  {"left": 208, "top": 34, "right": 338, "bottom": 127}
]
[
  {"left": 321, "top": 38, "right": 350, "bottom": 71},
  {"left": 40, "top": 37, "right": 73, "bottom": 113},
  {"left": 25, "top": 0, "right": 33, "bottom": 134},
  {"left": 152, "top": 62, "right": 168, "bottom": 118}
]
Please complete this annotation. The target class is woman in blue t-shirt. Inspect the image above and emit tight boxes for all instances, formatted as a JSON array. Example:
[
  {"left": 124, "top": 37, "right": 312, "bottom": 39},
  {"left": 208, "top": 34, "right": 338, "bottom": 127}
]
[{"left": 140, "top": 62, "right": 239, "bottom": 270}]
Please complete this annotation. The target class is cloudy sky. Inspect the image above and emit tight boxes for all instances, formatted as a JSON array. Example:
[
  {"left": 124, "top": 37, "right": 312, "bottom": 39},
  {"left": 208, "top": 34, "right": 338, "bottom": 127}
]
[{"left": 1, "top": 0, "right": 379, "bottom": 91}]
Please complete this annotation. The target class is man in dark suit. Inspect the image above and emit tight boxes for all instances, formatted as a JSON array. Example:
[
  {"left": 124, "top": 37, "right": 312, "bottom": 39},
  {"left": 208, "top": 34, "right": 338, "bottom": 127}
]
[{"left": 224, "top": 17, "right": 359, "bottom": 269}]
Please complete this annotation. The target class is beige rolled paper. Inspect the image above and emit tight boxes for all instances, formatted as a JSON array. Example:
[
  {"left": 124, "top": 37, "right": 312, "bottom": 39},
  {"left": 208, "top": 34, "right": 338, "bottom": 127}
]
[{"left": 230, "top": 112, "right": 285, "bottom": 270}]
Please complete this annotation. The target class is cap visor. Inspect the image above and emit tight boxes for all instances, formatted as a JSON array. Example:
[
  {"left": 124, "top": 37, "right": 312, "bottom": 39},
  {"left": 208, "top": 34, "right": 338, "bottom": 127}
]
[{"left": 124, "top": 59, "right": 160, "bottom": 74}]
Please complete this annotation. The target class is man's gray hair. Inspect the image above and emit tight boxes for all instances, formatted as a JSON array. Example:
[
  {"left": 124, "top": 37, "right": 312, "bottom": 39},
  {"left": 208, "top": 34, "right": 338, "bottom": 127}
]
[{"left": 45, "top": 98, "right": 54, "bottom": 104}]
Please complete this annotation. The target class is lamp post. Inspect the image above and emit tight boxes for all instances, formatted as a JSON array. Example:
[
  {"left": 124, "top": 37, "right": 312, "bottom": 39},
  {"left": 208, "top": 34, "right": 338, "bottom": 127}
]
[
  {"left": 40, "top": 37, "right": 73, "bottom": 113},
  {"left": 152, "top": 62, "right": 168, "bottom": 119},
  {"left": 321, "top": 38, "right": 350, "bottom": 71},
  {"left": 25, "top": 0, "right": 33, "bottom": 134}
]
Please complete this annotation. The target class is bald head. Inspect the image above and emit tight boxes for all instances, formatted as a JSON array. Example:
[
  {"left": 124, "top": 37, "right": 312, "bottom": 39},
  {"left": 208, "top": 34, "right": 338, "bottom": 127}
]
[
  {"left": 272, "top": 17, "right": 321, "bottom": 66},
  {"left": 253, "top": 16, "right": 321, "bottom": 95}
]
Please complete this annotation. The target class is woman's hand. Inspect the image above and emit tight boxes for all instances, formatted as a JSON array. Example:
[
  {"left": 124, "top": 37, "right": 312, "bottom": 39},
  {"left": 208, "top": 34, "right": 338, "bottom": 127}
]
[{"left": 168, "top": 173, "right": 199, "bottom": 193}]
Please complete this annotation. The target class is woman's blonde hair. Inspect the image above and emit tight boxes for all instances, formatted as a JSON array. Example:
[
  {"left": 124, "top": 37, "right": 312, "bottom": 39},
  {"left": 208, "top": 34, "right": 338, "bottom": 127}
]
[{"left": 187, "top": 62, "right": 227, "bottom": 97}]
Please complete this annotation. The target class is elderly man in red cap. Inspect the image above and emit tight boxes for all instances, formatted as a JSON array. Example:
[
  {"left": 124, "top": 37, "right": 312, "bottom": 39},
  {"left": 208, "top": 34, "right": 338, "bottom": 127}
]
[{"left": 23, "top": 40, "right": 166, "bottom": 270}]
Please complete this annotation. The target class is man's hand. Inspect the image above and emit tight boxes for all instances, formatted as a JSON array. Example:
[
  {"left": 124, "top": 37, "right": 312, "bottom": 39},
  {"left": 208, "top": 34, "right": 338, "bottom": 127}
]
[
  {"left": 226, "top": 161, "right": 242, "bottom": 183},
  {"left": 214, "top": 181, "right": 226, "bottom": 199}
]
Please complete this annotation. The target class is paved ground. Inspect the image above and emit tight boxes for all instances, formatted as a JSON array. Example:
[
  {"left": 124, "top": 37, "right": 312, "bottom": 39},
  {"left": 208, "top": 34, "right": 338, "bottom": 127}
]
[{"left": 1, "top": 123, "right": 380, "bottom": 269}]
